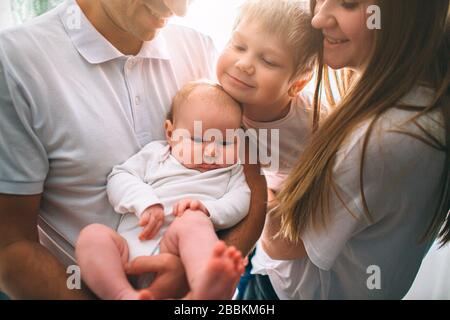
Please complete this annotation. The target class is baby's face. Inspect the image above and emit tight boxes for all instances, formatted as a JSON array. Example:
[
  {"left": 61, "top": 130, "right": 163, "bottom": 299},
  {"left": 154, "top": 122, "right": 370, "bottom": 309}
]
[{"left": 167, "top": 88, "right": 242, "bottom": 172}]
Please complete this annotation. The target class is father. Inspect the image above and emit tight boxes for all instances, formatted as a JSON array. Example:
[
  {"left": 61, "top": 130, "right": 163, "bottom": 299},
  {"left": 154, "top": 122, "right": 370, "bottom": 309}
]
[{"left": 0, "top": 0, "right": 266, "bottom": 299}]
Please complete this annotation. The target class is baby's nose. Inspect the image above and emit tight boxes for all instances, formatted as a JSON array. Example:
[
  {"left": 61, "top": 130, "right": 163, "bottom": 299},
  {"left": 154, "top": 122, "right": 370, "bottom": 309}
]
[{"left": 204, "top": 143, "right": 216, "bottom": 158}]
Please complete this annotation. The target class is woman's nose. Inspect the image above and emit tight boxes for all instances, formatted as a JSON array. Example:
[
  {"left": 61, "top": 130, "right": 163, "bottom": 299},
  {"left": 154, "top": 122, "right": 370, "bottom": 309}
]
[{"left": 311, "top": 0, "right": 337, "bottom": 30}]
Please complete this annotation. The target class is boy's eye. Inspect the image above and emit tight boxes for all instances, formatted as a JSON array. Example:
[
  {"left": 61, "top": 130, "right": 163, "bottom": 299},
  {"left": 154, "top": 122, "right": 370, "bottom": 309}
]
[
  {"left": 262, "top": 58, "right": 279, "bottom": 67},
  {"left": 233, "top": 44, "right": 246, "bottom": 51}
]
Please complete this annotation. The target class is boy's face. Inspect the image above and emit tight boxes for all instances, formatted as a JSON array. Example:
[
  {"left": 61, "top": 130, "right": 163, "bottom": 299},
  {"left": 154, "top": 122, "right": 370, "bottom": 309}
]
[
  {"left": 216, "top": 20, "right": 297, "bottom": 111},
  {"left": 99, "top": 0, "right": 189, "bottom": 41},
  {"left": 166, "top": 88, "right": 242, "bottom": 172}
]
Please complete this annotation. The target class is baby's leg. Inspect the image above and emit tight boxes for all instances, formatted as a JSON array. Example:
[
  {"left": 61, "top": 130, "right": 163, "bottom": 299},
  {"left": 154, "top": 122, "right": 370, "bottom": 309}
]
[
  {"left": 160, "top": 210, "right": 245, "bottom": 299},
  {"left": 76, "top": 224, "right": 143, "bottom": 300}
]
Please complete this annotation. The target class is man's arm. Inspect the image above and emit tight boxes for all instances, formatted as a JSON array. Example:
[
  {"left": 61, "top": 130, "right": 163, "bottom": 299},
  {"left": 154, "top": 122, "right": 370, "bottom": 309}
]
[
  {"left": 0, "top": 194, "right": 94, "bottom": 299},
  {"left": 218, "top": 162, "right": 267, "bottom": 257}
]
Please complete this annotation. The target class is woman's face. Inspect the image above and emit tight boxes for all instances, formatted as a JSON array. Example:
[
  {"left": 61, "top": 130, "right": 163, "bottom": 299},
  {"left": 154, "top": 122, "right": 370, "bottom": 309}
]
[{"left": 312, "top": 0, "right": 376, "bottom": 71}]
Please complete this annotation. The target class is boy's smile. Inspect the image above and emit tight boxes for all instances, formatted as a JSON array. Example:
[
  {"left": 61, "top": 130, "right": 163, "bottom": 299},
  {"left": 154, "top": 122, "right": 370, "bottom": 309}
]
[{"left": 216, "top": 20, "right": 298, "bottom": 122}]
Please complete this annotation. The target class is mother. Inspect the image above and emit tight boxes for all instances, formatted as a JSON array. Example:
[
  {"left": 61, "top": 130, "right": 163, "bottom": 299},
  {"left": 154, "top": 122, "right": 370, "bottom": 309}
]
[{"left": 246, "top": 0, "right": 450, "bottom": 299}]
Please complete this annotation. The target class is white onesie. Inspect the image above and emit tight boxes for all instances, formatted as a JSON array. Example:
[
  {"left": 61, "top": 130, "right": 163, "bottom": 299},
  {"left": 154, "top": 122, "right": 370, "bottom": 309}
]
[{"left": 107, "top": 141, "right": 251, "bottom": 260}]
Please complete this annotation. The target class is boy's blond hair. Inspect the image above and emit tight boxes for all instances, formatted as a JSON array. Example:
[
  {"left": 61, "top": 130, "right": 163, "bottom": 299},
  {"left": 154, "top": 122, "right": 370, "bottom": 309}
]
[{"left": 235, "top": 0, "right": 321, "bottom": 79}]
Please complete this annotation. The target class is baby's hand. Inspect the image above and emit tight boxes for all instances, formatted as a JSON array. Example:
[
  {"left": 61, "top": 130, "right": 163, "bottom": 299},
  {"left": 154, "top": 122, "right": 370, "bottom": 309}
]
[
  {"left": 139, "top": 204, "right": 165, "bottom": 240},
  {"left": 172, "top": 199, "right": 209, "bottom": 217}
]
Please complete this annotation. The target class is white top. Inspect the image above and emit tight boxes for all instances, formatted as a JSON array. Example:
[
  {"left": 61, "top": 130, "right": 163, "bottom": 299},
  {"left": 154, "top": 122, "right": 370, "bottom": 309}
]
[
  {"left": 242, "top": 91, "right": 325, "bottom": 191},
  {"left": 108, "top": 141, "right": 251, "bottom": 260},
  {"left": 0, "top": 0, "right": 217, "bottom": 265},
  {"left": 252, "top": 86, "right": 447, "bottom": 299}
]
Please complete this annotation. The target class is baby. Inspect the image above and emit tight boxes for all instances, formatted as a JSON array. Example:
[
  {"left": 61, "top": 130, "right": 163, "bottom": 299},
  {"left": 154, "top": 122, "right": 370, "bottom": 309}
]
[{"left": 76, "top": 81, "right": 250, "bottom": 300}]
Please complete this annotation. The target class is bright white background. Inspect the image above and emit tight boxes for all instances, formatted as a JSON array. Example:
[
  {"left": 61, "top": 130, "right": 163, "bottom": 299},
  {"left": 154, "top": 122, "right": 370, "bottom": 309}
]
[
  {"left": 171, "top": 0, "right": 246, "bottom": 51},
  {"left": 0, "top": 0, "right": 14, "bottom": 29}
]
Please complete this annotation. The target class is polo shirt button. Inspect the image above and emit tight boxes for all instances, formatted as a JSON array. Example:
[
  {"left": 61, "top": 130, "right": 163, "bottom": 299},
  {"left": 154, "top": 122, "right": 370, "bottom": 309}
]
[
  {"left": 127, "top": 59, "right": 135, "bottom": 70},
  {"left": 135, "top": 95, "right": 141, "bottom": 105}
]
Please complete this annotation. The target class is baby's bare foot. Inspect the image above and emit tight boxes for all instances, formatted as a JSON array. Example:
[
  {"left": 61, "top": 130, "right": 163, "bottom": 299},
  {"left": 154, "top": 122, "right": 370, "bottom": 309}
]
[
  {"left": 188, "top": 241, "right": 245, "bottom": 300},
  {"left": 137, "top": 290, "right": 154, "bottom": 300},
  {"left": 115, "top": 289, "right": 141, "bottom": 300}
]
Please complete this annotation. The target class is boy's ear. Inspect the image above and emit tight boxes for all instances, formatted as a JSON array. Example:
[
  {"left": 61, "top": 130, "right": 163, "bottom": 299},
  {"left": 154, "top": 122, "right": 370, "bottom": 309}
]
[
  {"left": 165, "top": 120, "right": 174, "bottom": 143},
  {"left": 288, "top": 72, "right": 313, "bottom": 97}
]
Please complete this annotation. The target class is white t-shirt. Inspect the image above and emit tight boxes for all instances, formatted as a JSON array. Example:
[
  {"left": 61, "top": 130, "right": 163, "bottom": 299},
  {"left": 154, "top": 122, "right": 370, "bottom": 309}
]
[
  {"left": 0, "top": 0, "right": 217, "bottom": 265},
  {"left": 108, "top": 141, "right": 250, "bottom": 260},
  {"left": 242, "top": 91, "right": 326, "bottom": 191},
  {"left": 252, "top": 86, "right": 447, "bottom": 299}
]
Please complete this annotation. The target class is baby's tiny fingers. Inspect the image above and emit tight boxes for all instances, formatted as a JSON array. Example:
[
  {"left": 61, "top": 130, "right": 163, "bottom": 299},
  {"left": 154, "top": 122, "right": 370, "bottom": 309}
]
[
  {"left": 190, "top": 200, "right": 200, "bottom": 210},
  {"left": 151, "top": 219, "right": 164, "bottom": 238},
  {"left": 173, "top": 203, "right": 180, "bottom": 216},
  {"left": 178, "top": 201, "right": 186, "bottom": 212},
  {"left": 179, "top": 199, "right": 191, "bottom": 213},
  {"left": 140, "top": 216, "right": 157, "bottom": 239},
  {"left": 139, "top": 212, "right": 150, "bottom": 226}
]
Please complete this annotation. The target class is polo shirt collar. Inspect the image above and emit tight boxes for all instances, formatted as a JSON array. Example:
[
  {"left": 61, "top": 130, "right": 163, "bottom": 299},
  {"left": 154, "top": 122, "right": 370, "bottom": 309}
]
[{"left": 59, "top": 0, "right": 170, "bottom": 64}]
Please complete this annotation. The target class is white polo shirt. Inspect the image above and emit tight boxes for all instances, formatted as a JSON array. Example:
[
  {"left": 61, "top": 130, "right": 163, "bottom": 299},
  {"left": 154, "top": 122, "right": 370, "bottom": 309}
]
[{"left": 0, "top": 0, "right": 217, "bottom": 265}]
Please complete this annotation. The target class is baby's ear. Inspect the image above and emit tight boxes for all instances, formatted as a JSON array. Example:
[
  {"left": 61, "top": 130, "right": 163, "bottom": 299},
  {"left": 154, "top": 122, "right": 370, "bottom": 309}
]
[{"left": 165, "top": 120, "right": 174, "bottom": 142}]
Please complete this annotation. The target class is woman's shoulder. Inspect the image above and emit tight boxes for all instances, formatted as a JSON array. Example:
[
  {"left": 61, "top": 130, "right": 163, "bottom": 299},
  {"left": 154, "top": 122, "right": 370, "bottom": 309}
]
[
  {"left": 378, "top": 85, "right": 445, "bottom": 147},
  {"left": 336, "top": 107, "right": 445, "bottom": 176}
]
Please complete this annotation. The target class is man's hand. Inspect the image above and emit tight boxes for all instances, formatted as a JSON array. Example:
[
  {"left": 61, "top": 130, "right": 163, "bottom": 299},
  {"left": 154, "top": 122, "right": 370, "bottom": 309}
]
[
  {"left": 139, "top": 204, "right": 165, "bottom": 240},
  {"left": 125, "top": 253, "right": 188, "bottom": 299},
  {"left": 172, "top": 199, "right": 209, "bottom": 217}
]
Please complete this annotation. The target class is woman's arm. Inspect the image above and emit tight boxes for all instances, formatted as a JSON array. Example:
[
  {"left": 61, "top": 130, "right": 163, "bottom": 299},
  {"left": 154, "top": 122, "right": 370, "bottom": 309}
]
[
  {"left": 260, "top": 209, "right": 307, "bottom": 260},
  {"left": 262, "top": 188, "right": 307, "bottom": 260}
]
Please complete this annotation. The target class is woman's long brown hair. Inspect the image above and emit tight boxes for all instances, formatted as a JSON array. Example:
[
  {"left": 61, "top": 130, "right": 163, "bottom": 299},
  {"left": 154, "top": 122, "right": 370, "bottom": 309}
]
[{"left": 276, "top": 0, "right": 450, "bottom": 246}]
